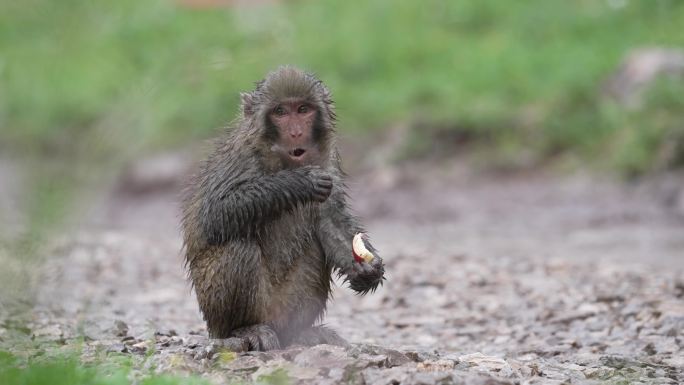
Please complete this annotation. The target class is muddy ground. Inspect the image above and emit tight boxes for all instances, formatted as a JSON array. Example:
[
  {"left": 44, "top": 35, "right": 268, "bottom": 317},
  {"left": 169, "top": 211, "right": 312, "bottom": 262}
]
[{"left": 2, "top": 155, "right": 684, "bottom": 384}]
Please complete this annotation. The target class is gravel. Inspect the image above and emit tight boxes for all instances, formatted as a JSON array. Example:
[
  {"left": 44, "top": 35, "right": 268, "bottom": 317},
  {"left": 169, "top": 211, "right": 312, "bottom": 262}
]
[{"left": 2, "top": 160, "right": 683, "bottom": 384}]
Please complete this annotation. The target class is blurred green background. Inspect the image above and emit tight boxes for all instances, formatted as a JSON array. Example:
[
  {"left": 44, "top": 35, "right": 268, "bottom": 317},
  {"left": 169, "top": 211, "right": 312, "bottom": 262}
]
[{"left": 2, "top": 0, "right": 684, "bottom": 173}]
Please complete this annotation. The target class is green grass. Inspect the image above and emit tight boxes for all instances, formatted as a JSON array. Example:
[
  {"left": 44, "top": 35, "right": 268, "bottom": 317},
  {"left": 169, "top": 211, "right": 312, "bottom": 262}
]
[
  {"left": 0, "top": 349, "right": 295, "bottom": 385},
  {"left": 1, "top": 0, "right": 683, "bottom": 172},
  {"left": 0, "top": 350, "right": 212, "bottom": 385}
]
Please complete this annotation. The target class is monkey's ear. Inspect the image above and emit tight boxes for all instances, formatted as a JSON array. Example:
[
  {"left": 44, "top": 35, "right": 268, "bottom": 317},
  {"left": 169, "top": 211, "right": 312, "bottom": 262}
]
[
  {"left": 240, "top": 92, "right": 256, "bottom": 117},
  {"left": 319, "top": 85, "right": 336, "bottom": 121}
]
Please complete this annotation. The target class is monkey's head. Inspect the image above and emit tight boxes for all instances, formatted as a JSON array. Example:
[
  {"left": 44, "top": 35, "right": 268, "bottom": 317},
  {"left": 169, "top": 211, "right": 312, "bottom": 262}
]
[{"left": 241, "top": 66, "right": 336, "bottom": 169}]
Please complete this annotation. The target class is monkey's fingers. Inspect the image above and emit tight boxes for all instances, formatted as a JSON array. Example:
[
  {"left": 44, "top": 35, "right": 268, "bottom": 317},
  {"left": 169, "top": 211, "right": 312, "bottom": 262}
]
[
  {"left": 312, "top": 182, "right": 333, "bottom": 202},
  {"left": 301, "top": 166, "right": 333, "bottom": 202}
]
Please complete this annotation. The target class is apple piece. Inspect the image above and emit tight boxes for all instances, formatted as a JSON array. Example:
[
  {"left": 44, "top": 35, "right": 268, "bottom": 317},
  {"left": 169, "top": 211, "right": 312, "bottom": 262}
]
[{"left": 352, "top": 233, "right": 374, "bottom": 263}]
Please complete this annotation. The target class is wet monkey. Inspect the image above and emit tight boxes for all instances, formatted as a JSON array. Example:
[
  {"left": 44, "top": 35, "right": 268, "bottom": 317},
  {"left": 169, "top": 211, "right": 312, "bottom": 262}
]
[{"left": 181, "top": 67, "right": 385, "bottom": 350}]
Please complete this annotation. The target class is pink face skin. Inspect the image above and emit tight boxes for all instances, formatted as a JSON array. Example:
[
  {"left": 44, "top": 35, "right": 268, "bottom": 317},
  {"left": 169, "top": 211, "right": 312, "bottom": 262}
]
[{"left": 269, "top": 100, "right": 321, "bottom": 167}]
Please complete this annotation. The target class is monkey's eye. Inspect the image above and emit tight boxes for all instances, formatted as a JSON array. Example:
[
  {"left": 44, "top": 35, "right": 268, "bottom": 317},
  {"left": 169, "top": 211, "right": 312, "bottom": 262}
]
[
  {"left": 297, "top": 105, "right": 309, "bottom": 114},
  {"left": 274, "top": 106, "right": 286, "bottom": 116}
]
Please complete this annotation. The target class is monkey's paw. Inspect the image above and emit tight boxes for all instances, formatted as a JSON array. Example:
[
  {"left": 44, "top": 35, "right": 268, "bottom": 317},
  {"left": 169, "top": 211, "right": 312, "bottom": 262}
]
[
  {"left": 230, "top": 324, "right": 281, "bottom": 351},
  {"left": 298, "top": 166, "right": 333, "bottom": 202},
  {"left": 345, "top": 255, "right": 385, "bottom": 295}
]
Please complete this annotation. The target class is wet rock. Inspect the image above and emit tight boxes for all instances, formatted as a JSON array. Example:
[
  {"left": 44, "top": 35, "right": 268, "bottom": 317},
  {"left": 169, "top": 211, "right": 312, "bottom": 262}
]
[
  {"left": 409, "top": 371, "right": 455, "bottom": 385},
  {"left": 357, "top": 354, "right": 389, "bottom": 368},
  {"left": 349, "top": 344, "right": 411, "bottom": 367},
  {"left": 154, "top": 328, "right": 178, "bottom": 337},
  {"left": 293, "top": 344, "right": 355, "bottom": 369},
  {"left": 604, "top": 47, "right": 684, "bottom": 107},
  {"left": 416, "top": 358, "right": 456, "bottom": 371},
  {"left": 400, "top": 347, "right": 439, "bottom": 363},
  {"left": 549, "top": 304, "right": 600, "bottom": 324},
  {"left": 223, "top": 355, "right": 266, "bottom": 373},
  {"left": 129, "top": 341, "right": 148, "bottom": 354},
  {"left": 662, "top": 355, "right": 684, "bottom": 368},
  {"left": 458, "top": 352, "right": 510, "bottom": 372},
  {"left": 207, "top": 338, "right": 248, "bottom": 356},
  {"left": 184, "top": 334, "right": 209, "bottom": 349},
  {"left": 361, "top": 367, "right": 412, "bottom": 385},
  {"left": 251, "top": 364, "right": 319, "bottom": 384},
  {"left": 584, "top": 366, "right": 616, "bottom": 380},
  {"left": 32, "top": 324, "right": 63, "bottom": 340},
  {"left": 121, "top": 336, "right": 136, "bottom": 344},
  {"left": 599, "top": 355, "right": 640, "bottom": 370},
  {"left": 113, "top": 320, "right": 128, "bottom": 337},
  {"left": 106, "top": 343, "right": 128, "bottom": 353}
]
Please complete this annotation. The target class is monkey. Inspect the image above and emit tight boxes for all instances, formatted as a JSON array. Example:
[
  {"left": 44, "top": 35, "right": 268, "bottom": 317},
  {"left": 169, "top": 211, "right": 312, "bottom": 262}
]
[{"left": 180, "top": 66, "right": 385, "bottom": 351}]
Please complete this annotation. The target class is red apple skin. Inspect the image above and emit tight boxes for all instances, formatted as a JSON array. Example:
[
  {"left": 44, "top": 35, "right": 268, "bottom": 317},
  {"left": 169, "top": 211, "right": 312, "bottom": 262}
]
[{"left": 353, "top": 248, "right": 364, "bottom": 263}]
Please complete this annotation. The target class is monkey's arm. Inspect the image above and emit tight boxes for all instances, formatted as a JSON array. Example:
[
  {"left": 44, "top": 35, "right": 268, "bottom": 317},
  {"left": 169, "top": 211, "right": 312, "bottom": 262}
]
[
  {"left": 200, "top": 166, "right": 331, "bottom": 244},
  {"left": 318, "top": 182, "right": 385, "bottom": 295}
]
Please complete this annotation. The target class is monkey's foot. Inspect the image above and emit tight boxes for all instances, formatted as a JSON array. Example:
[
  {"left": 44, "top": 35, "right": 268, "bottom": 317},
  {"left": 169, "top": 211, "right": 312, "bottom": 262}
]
[
  {"left": 230, "top": 324, "right": 281, "bottom": 351},
  {"left": 292, "top": 325, "right": 350, "bottom": 348}
]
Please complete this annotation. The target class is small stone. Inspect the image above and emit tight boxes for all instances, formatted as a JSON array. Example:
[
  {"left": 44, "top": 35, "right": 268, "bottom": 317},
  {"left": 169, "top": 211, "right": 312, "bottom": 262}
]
[
  {"left": 154, "top": 328, "right": 178, "bottom": 337},
  {"left": 130, "top": 341, "right": 148, "bottom": 354},
  {"left": 168, "top": 336, "right": 183, "bottom": 346},
  {"left": 643, "top": 342, "right": 657, "bottom": 355},
  {"left": 106, "top": 343, "right": 128, "bottom": 353},
  {"left": 113, "top": 320, "right": 128, "bottom": 337},
  {"left": 599, "top": 355, "right": 638, "bottom": 369},
  {"left": 584, "top": 366, "right": 616, "bottom": 379},
  {"left": 416, "top": 359, "right": 456, "bottom": 372},
  {"left": 226, "top": 355, "right": 270, "bottom": 374},
  {"left": 361, "top": 367, "right": 412, "bottom": 385},
  {"left": 32, "top": 324, "right": 63, "bottom": 340},
  {"left": 458, "top": 352, "right": 510, "bottom": 372},
  {"left": 208, "top": 337, "right": 248, "bottom": 356},
  {"left": 156, "top": 335, "right": 170, "bottom": 347},
  {"left": 357, "top": 354, "right": 387, "bottom": 368},
  {"left": 184, "top": 335, "right": 208, "bottom": 349},
  {"left": 294, "top": 345, "right": 354, "bottom": 369},
  {"left": 348, "top": 344, "right": 411, "bottom": 367},
  {"left": 662, "top": 355, "right": 684, "bottom": 368},
  {"left": 121, "top": 336, "right": 136, "bottom": 343},
  {"left": 400, "top": 348, "right": 439, "bottom": 363}
]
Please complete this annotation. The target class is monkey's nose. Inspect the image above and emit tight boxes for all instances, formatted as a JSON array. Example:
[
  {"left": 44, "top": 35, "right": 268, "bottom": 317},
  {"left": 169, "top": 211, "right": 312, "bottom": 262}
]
[{"left": 289, "top": 130, "right": 303, "bottom": 138}]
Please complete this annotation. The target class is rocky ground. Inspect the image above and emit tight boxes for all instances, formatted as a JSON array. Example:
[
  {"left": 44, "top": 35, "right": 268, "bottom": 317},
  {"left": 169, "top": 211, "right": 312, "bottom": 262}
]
[{"left": 2, "top": 157, "right": 684, "bottom": 384}]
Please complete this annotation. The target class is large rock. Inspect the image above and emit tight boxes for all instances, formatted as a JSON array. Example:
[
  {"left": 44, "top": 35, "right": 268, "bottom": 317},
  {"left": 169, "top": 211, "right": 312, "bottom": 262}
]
[{"left": 604, "top": 47, "right": 684, "bottom": 107}]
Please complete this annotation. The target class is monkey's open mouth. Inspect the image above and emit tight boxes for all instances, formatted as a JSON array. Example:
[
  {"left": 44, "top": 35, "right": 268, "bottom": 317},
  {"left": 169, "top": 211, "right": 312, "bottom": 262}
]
[{"left": 290, "top": 148, "right": 307, "bottom": 158}]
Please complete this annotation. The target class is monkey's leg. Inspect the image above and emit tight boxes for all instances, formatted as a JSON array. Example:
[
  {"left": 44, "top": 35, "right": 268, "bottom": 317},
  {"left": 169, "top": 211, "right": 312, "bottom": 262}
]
[
  {"left": 230, "top": 324, "right": 281, "bottom": 351},
  {"left": 291, "top": 325, "right": 349, "bottom": 348}
]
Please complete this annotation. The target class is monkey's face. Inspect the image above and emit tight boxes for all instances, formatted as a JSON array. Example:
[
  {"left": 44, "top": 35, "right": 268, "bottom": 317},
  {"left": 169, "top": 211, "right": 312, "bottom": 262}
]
[{"left": 267, "top": 100, "right": 324, "bottom": 168}]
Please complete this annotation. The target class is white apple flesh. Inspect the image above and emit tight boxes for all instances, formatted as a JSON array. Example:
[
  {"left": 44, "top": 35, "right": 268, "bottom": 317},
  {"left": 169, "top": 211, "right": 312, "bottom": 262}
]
[{"left": 352, "top": 233, "right": 375, "bottom": 263}]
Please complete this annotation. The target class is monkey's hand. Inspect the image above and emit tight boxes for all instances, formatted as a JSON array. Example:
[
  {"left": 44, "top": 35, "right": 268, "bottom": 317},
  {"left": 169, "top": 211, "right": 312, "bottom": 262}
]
[
  {"left": 346, "top": 257, "right": 385, "bottom": 295},
  {"left": 296, "top": 166, "right": 333, "bottom": 202},
  {"left": 345, "top": 237, "right": 385, "bottom": 295}
]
